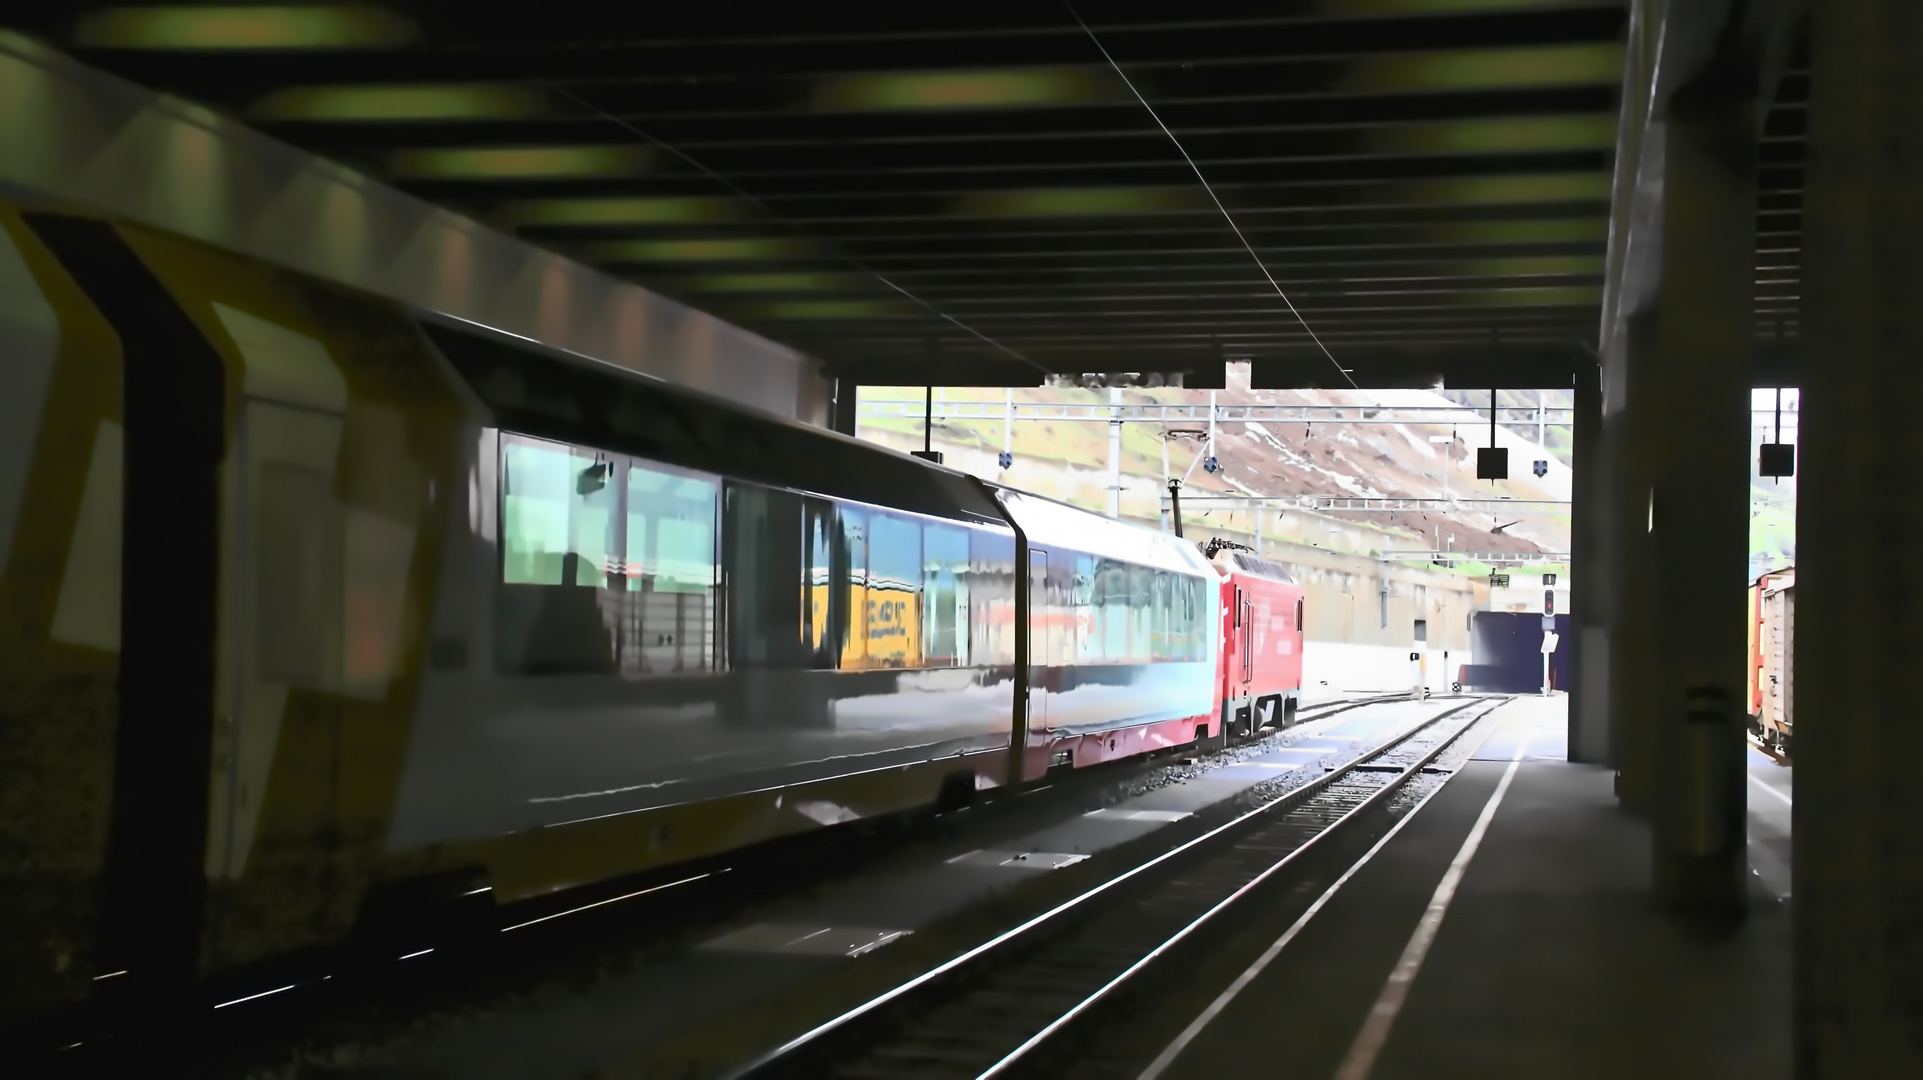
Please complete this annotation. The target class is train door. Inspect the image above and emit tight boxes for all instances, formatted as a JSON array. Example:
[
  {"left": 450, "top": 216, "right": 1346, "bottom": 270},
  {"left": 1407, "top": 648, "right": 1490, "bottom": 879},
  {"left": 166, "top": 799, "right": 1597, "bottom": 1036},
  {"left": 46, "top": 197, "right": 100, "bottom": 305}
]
[
  {"left": 1023, "top": 548, "right": 1051, "bottom": 779},
  {"left": 213, "top": 322, "right": 350, "bottom": 886},
  {"left": 1028, "top": 549, "right": 1050, "bottom": 733},
  {"left": 1229, "top": 585, "right": 1253, "bottom": 734},
  {"left": 1238, "top": 587, "right": 1254, "bottom": 685}
]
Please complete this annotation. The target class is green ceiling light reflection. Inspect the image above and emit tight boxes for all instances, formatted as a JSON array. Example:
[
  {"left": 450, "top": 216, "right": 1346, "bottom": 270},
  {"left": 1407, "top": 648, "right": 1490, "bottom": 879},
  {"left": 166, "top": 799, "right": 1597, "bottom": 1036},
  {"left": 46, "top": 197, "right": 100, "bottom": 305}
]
[
  {"left": 955, "top": 186, "right": 1196, "bottom": 218},
  {"left": 815, "top": 68, "right": 1110, "bottom": 111},
  {"left": 76, "top": 5, "right": 415, "bottom": 49},
  {"left": 591, "top": 238, "right": 799, "bottom": 262},
  {"left": 761, "top": 300, "right": 904, "bottom": 319},
  {"left": 1465, "top": 255, "right": 1605, "bottom": 277},
  {"left": 503, "top": 197, "right": 741, "bottom": 227},
  {"left": 391, "top": 145, "right": 650, "bottom": 179},
  {"left": 1426, "top": 218, "right": 1608, "bottom": 244},
  {"left": 1347, "top": 43, "right": 1623, "bottom": 92},
  {"left": 1458, "top": 285, "right": 1604, "bottom": 306},
  {"left": 1372, "top": 115, "right": 1618, "bottom": 155},
  {"left": 254, "top": 83, "right": 543, "bottom": 121},
  {"left": 1400, "top": 173, "right": 1612, "bottom": 206},
  {"left": 688, "top": 273, "right": 854, "bottom": 292},
  {"left": 1319, "top": 0, "right": 1573, "bottom": 14}
]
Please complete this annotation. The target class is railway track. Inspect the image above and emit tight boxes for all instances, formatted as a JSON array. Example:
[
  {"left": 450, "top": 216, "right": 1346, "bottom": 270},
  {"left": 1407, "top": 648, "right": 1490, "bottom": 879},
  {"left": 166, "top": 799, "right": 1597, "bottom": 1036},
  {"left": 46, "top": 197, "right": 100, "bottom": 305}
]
[
  {"left": 728, "top": 696, "right": 1508, "bottom": 1080},
  {"left": 1747, "top": 733, "right": 1791, "bottom": 767}
]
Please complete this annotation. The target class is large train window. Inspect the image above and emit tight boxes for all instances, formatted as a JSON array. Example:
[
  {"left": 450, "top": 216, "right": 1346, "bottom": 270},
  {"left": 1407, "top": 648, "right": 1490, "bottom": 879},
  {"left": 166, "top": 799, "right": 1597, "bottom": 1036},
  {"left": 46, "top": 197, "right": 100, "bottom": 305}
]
[
  {"left": 921, "top": 523, "right": 972, "bottom": 666},
  {"left": 496, "top": 433, "right": 718, "bottom": 675},
  {"left": 727, "top": 483, "right": 1013, "bottom": 671},
  {"left": 1057, "top": 554, "right": 1203, "bottom": 665},
  {"left": 621, "top": 461, "right": 720, "bottom": 674},
  {"left": 502, "top": 439, "right": 616, "bottom": 588}
]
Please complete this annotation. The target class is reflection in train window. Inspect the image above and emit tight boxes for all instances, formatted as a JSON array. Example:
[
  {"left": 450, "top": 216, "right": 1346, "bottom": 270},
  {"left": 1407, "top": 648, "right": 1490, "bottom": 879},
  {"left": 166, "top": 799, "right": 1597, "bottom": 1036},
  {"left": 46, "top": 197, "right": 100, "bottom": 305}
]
[
  {"left": 1071, "top": 554, "right": 1098, "bottom": 663},
  {"left": 497, "top": 434, "right": 718, "bottom": 675},
  {"left": 727, "top": 483, "right": 1013, "bottom": 672},
  {"left": 1037, "top": 551, "right": 1207, "bottom": 666},
  {"left": 923, "top": 524, "right": 970, "bottom": 667},
  {"left": 497, "top": 437, "right": 617, "bottom": 673},
  {"left": 727, "top": 483, "right": 815, "bottom": 670},
  {"left": 502, "top": 439, "right": 615, "bottom": 587},
  {"left": 1151, "top": 571, "right": 1173, "bottom": 661},
  {"left": 801, "top": 501, "right": 834, "bottom": 665},
  {"left": 855, "top": 510, "right": 921, "bottom": 670},
  {"left": 969, "top": 528, "right": 1017, "bottom": 668},
  {"left": 838, "top": 505, "right": 872, "bottom": 668},
  {"left": 1129, "top": 564, "right": 1153, "bottom": 661},
  {"left": 620, "top": 461, "right": 719, "bottom": 674}
]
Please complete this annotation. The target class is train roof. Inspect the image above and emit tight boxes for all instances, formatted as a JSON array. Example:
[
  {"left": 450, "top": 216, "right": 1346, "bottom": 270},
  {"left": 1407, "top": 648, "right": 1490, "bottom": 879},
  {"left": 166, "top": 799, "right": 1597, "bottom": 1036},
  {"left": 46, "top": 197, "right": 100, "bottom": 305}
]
[
  {"left": 1222, "top": 552, "right": 1299, "bottom": 585},
  {"left": 991, "top": 487, "right": 1214, "bottom": 578},
  {"left": 421, "top": 314, "right": 1008, "bottom": 531}
]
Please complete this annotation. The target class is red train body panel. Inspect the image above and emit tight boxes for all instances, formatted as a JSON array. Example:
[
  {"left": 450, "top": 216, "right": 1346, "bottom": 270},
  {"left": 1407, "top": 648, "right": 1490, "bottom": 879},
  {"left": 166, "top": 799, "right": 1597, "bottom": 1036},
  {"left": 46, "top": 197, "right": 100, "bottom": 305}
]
[{"left": 1211, "top": 550, "right": 1307, "bottom": 736}]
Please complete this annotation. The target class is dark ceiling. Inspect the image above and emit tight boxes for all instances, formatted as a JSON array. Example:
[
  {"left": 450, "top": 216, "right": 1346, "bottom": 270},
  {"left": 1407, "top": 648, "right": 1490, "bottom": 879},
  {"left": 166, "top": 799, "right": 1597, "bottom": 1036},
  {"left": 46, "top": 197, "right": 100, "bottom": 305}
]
[{"left": 14, "top": 2, "right": 1793, "bottom": 388}]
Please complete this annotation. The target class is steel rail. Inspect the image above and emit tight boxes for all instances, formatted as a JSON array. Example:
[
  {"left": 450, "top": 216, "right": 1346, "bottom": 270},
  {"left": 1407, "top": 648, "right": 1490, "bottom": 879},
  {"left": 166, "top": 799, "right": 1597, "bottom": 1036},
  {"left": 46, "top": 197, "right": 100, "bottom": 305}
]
[
  {"left": 724, "top": 697, "right": 1493, "bottom": 1080},
  {"left": 975, "top": 700, "right": 1501, "bottom": 1078}
]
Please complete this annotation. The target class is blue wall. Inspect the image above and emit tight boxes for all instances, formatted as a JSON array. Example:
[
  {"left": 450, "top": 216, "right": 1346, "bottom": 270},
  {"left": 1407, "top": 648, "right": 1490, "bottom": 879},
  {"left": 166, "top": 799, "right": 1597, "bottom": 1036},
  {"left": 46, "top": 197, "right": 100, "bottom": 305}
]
[{"left": 1462, "top": 611, "right": 1570, "bottom": 693}]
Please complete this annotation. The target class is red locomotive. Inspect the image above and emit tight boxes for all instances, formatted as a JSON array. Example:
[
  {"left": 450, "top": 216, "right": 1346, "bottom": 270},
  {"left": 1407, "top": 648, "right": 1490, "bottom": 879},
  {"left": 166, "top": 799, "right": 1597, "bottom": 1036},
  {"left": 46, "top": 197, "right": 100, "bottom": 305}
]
[{"left": 1206, "top": 541, "right": 1307, "bottom": 738}]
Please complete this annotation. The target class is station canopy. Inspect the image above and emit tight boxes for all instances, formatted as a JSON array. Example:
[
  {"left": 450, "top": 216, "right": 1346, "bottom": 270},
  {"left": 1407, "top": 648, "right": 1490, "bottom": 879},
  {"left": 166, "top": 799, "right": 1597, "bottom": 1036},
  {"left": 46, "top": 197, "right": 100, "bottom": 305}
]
[{"left": 23, "top": 3, "right": 1802, "bottom": 389}]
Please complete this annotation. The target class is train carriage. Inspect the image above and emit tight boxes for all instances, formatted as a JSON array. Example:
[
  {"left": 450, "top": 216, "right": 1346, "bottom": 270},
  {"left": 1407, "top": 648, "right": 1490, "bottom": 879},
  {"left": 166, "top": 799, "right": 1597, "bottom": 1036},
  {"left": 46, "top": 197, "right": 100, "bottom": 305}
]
[
  {"left": 0, "top": 199, "right": 1224, "bottom": 1023},
  {"left": 1747, "top": 567, "right": 1795, "bottom": 756},
  {"left": 997, "top": 489, "right": 1221, "bottom": 779}
]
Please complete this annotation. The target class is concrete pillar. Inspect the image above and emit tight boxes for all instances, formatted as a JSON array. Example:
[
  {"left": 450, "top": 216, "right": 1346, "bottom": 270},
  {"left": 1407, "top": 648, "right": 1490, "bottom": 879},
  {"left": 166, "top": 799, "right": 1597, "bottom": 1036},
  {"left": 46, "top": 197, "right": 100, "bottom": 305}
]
[
  {"left": 1601, "top": 190, "right": 1667, "bottom": 817},
  {"left": 1797, "top": 1, "right": 1923, "bottom": 1072},
  {"left": 1646, "top": 94, "right": 1755, "bottom": 913},
  {"left": 1598, "top": 16, "right": 1783, "bottom": 929},
  {"left": 1604, "top": 321, "right": 1661, "bottom": 816},
  {"left": 1568, "top": 362, "right": 1608, "bottom": 763},
  {"left": 1598, "top": 0, "right": 1662, "bottom": 814}
]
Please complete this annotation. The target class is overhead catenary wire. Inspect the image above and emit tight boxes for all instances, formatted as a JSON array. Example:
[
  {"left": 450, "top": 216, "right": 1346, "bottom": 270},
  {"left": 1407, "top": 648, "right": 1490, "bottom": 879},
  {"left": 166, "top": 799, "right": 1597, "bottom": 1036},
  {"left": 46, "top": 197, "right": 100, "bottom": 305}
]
[
  {"left": 1065, "top": 4, "right": 1359, "bottom": 392},
  {"left": 542, "top": 82, "right": 1051, "bottom": 377}
]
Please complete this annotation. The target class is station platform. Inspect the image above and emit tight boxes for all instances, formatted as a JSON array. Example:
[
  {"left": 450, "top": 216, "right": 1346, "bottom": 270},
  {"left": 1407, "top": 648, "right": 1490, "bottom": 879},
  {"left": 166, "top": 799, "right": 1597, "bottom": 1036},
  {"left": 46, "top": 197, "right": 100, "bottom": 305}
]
[
  {"left": 201, "top": 697, "right": 1795, "bottom": 1078},
  {"left": 1155, "top": 696, "right": 1794, "bottom": 1080}
]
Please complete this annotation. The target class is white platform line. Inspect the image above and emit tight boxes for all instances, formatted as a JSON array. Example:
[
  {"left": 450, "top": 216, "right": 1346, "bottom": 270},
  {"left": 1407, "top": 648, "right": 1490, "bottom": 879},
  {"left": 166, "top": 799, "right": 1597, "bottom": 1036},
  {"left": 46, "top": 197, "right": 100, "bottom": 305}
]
[
  {"left": 1136, "top": 752, "right": 1462, "bottom": 1079},
  {"left": 1749, "top": 772, "right": 1794, "bottom": 807},
  {"left": 1334, "top": 737, "right": 1529, "bottom": 1080}
]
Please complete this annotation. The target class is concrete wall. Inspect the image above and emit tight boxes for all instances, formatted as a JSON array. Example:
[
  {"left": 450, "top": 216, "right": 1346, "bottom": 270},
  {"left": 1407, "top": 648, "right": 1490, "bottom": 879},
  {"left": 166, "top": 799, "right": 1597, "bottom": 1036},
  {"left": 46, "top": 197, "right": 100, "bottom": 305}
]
[{"left": 0, "top": 31, "right": 829, "bottom": 426}]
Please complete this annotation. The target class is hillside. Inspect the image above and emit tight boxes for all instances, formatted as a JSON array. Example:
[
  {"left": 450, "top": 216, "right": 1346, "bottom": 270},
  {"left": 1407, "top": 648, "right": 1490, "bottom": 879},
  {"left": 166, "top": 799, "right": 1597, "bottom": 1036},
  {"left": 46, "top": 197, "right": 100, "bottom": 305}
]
[{"left": 857, "top": 365, "right": 1572, "bottom": 565}]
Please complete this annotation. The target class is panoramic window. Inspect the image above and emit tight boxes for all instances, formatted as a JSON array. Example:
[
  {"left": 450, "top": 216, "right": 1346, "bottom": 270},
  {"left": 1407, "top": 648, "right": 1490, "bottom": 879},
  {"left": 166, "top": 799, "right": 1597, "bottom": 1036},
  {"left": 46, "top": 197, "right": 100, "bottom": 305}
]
[
  {"left": 922, "top": 523, "right": 971, "bottom": 667},
  {"left": 1071, "top": 554, "right": 1099, "bottom": 663},
  {"left": 497, "top": 435, "right": 718, "bottom": 675},
  {"left": 502, "top": 439, "right": 615, "bottom": 588},
  {"left": 726, "top": 482, "right": 1013, "bottom": 672},
  {"left": 620, "top": 461, "right": 720, "bottom": 674},
  {"left": 1038, "top": 550, "right": 1206, "bottom": 666}
]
